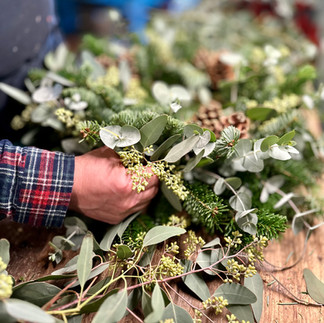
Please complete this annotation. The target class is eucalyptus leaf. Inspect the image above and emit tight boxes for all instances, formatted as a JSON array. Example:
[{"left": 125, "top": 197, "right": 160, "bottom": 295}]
[
  {"left": 183, "top": 124, "right": 203, "bottom": 138},
  {"left": 164, "top": 135, "right": 200, "bottom": 163},
  {"left": 268, "top": 144, "right": 292, "bottom": 160},
  {"left": 151, "top": 134, "right": 181, "bottom": 161},
  {"left": 202, "top": 237, "right": 221, "bottom": 249},
  {"left": 161, "top": 182, "right": 182, "bottom": 211},
  {"left": 183, "top": 150, "right": 204, "bottom": 172},
  {"left": 116, "top": 245, "right": 133, "bottom": 259},
  {"left": 195, "top": 131, "right": 211, "bottom": 149},
  {"left": 196, "top": 249, "right": 223, "bottom": 275},
  {"left": 92, "top": 289, "right": 127, "bottom": 323},
  {"left": 213, "top": 178, "right": 226, "bottom": 195},
  {"left": 213, "top": 283, "right": 257, "bottom": 304},
  {"left": 170, "top": 85, "right": 192, "bottom": 105},
  {"left": 229, "top": 191, "right": 252, "bottom": 212},
  {"left": 0, "top": 301, "right": 16, "bottom": 323},
  {"left": 303, "top": 268, "right": 324, "bottom": 304},
  {"left": 100, "top": 225, "right": 120, "bottom": 251},
  {"left": 160, "top": 303, "right": 193, "bottom": 322},
  {"left": 12, "top": 282, "right": 61, "bottom": 307},
  {"left": 80, "top": 288, "right": 116, "bottom": 314},
  {"left": 71, "top": 263, "right": 109, "bottom": 288},
  {"left": 118, "top": 125, "right": 141, "bottom": 147},
  {"left": 245, "top": 273, "right": 263, "bottom": 322},
  {"left": 277, "top": 130, "right": 296, "bottom": 145},
  {"left": 140, "top": 115, "right": 167, "bottom": 147},
  {"left": 67, "top": 315, "right": 83, "bottom": 323},
  {"left": 127, "top": 288, "right": 141, "bottom": 312},
  {"left": 139, "top": 245, "right": 156, "bottom": 267},
  {"left": 32, "top": 84, "right": 62, "bottom": 103},
  {"left": 260, "top": 135, "right": 279, "bottom": 152},
  {"left": 0, "top": 239, "right": 10, "bottom": 266},
  {"left": 193, "top": 142, "right": 216, "bottom": 157},
  {"left": 0, "top": 82, "right": 31, "bottom": 105},
  {"left": 77, "top": 233, "right": 94, "bottom": 290},
  {"left": 182, "top": 260, "right": 210, "bottom": 301},
  {"left": 143, "top": 226, "right": 186, "bottom": 247},
  {"left": 87, "top": 277, "right": 111, "bottom": 296},
  {"left": 117, "top": 212, "right": 140, "bottom": 239},
  {"left": 144, "top": 284, "right": 165, "bottom": 323},
  {"left": 142, "top": 290, "right": 153, "bottom": 317},
  {"left": 242, "top": 153, "right": 264, "bottom": 172},
  {"left": 274, "top": 192, "right": 294, "bottom": 209},
  {"left": 152, "top": 81, "right": 170, "bottom": 105},
  {"left": 46, "top": 71, "right": 75, "bottom": 87},
  {"left": 3, "top": 298, "right": 56, "bottom": 323},
  {"left": 100, "top": 125, "right": 141, "bottom": 149},
  {"left": 64, "top": 217, "right": 88, "bottom": 236},
  {"left": 236, "top": 212, "right": 258, "bottom": 235},
  {"left": 227, "top": 304, "right": 255, "bottom": 322},
  {"left": 234, "top": 139, "right": 252, "bottom": 157},
  {"left": 246, "top": 107, "right": 276, "bottom": 121}
]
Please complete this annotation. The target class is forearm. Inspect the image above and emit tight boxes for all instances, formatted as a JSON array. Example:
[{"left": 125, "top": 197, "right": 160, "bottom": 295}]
[{"left": 0, "top": 140, "right": 74, "bottom": 227}]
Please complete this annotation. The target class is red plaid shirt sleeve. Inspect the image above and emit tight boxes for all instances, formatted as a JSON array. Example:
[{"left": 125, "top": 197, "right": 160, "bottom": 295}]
[{"left": 0, "top": 139, "right": 75, "bottom": 227}]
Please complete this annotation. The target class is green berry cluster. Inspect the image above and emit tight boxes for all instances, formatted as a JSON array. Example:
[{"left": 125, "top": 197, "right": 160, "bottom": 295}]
[
  {"left": 183, "top": 230, "right": 205, "bottom": 259},
  {"left": 157, "top": 255, "right": 184, "bottom": 278},
  {"left": 165, "top": 242, "right": 180, "bottom": 255},
  {"left": 118, "top": 147, "right": 154, "bottom": 193},
  {"left": 0, "top": 257, "right": 12, "bottom": 300},
  {"left": 56, "top": 108, "right": 79, "bottom": 128},
  {"left": 246, "top": 235, "right": 268, "bottom": 263},
  {"left": 118, "top": 146, "right": 188, "bottom": 199},
  {"left": 202, "top": 296, "right": 228, "bottom": 315},
  {"left": 224, "top": 231, "right": 243, "bottom": 248},
  {"left": 193, "top": 309, "right": 203, "bottom": 323},
  {"left": 225, "top": 259, "right": 246, "bottom": 282},
  {"left": 150, "top": 161, "right": 188, "bottom": 200},
  {"left": 166, "top": 215, "right": 189, "bottom": 229}
]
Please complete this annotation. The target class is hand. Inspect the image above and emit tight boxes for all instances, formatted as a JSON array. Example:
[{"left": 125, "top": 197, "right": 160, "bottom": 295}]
[{"left": 69, "top": 147, "right": 159, "bottom": 224}]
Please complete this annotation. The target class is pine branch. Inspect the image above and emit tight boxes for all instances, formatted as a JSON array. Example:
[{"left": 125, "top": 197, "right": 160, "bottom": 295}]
[
  {"left": 89, "top": 84, "right": 125, "bottom": 113},
  {"left": 183, "top": 181, "right": 230, "bottom": 234}
]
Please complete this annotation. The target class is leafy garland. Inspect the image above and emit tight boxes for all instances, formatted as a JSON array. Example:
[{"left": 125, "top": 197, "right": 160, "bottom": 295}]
[{"left": 1, "top": 2, "right": 324, "bottom": 322}]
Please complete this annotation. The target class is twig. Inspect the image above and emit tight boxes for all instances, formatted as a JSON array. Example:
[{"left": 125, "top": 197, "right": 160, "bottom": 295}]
[
  {"left": 126, "top": 307, "right": 144, "bottom": 322},
  {"left": 267, "top": 273, "right": 322, "bottom": 307}
]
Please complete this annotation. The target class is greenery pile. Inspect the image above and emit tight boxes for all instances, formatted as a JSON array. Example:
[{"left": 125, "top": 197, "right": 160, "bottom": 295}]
[{"left": 1, "top": 2, "right": 324, "bottom": 322}]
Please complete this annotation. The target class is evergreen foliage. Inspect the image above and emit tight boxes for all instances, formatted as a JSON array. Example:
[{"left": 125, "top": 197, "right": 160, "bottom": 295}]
[
  {"left": 183, "top": 181, "right": 230, "bottom": 233},
  {"left": 89, "top": 84, "right": 125, "bottom": 113}
]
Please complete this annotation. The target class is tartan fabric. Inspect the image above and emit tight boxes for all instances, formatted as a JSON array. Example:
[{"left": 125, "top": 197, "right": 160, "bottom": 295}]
[{"left": 0, "top": 139, "right": 75, "bottom": 227}]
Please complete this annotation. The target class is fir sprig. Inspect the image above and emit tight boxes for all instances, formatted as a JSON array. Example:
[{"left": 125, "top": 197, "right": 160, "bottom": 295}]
[{"left": 183, "top": 181, "right": 230, "bottom": 233}]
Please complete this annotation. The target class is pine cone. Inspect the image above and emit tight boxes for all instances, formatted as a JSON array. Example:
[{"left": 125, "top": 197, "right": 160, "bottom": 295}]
[
  {"left": 193, "top": 100, "right": 224, "bottom": 136},
  {"left": 194, "top": 101, "right": 250, "bottom": 139},
  {"left": 220, "top": 112, "right": 250, "bottom": 139},
  {"left": 194, "top": 49, "right": 235, "bottom": 89}
]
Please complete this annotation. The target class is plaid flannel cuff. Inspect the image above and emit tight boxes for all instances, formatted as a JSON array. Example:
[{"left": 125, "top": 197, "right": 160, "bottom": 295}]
[{"left": 0, "top": 140, "right": 75, "bottom": 227}]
